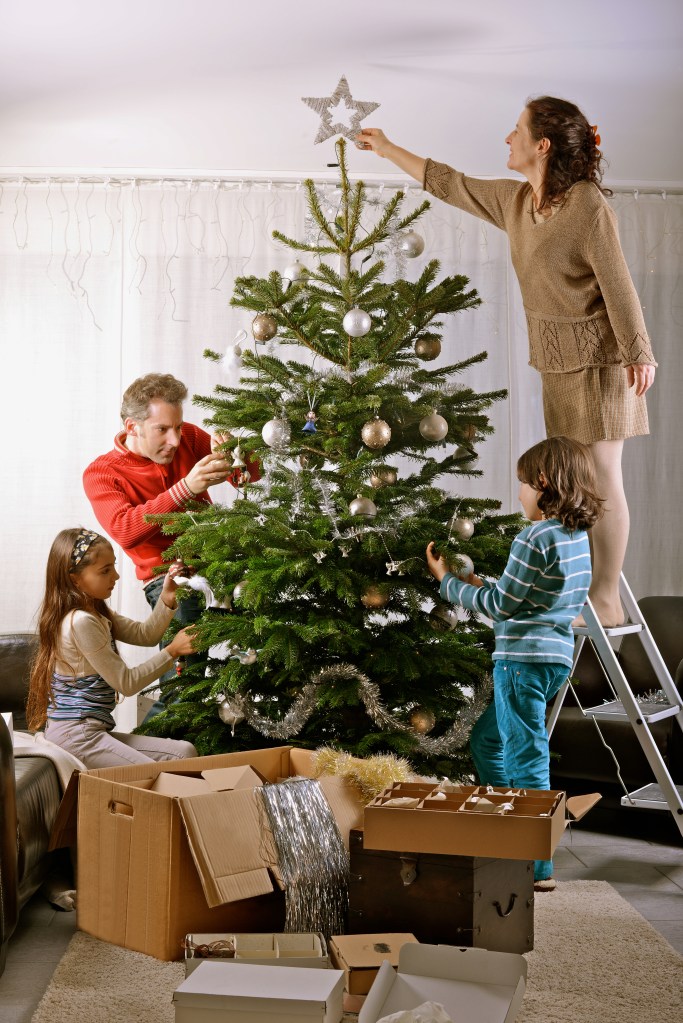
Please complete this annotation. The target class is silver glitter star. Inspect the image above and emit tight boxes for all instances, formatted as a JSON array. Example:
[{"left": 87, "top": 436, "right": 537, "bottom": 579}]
[{"left": 302, "top": 75, "right": 380, "bottom": 144}]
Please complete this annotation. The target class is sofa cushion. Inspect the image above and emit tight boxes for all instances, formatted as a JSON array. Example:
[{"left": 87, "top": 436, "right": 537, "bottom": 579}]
[{"left": 14, "top": 756, "right": 62, "bottom": 907}]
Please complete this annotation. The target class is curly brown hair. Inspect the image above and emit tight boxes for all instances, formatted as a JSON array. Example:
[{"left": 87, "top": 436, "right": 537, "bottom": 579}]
[
  {"left": 120, "top": 373, "right": 188, "bottom": 423},
  {"left": 26, "top": 528, "right": 114, "bottom": 732},
  {"left": 517, "top": 437, "right": 604, "bottom": 532},
  {"left": 526, "top": 95, "right": 612, "bottom": 212}
]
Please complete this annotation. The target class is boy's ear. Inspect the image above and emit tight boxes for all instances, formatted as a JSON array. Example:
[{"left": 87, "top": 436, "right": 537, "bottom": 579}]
[{"left": 538, "top": 472, "right": 548, "bottom": 489}]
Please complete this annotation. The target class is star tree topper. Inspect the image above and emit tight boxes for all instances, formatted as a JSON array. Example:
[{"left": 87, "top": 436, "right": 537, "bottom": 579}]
[{"left": 302, "top": 75, "right": 380, "bottom": 144}]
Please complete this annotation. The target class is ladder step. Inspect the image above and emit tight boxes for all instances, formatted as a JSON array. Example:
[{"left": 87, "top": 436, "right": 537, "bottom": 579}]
[
  {"left": 573, "top": 622, "right": 643, "bottom": 637},
  {"left": 621, "top": 783, "right": 683, "bottom": 810},
  {"left": 583, "top": 700, "right": 681, "bottom": 723}
]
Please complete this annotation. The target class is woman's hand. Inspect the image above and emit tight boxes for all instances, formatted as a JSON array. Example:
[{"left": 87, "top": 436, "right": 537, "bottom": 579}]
[
  {"left": 627, "top": 363, "right": 656, "bottom": 397},
  {"left": 355, "top": 127, "right": 394, "bottom": 157},
  {"left": 167, "top": 627, "right": 197, "bottom": 658},
  {"left": 426, "top": 541, "right": 449, "bottom": 582},
  {"left": 355, "top": 129, "right": 427, "bottom": 184}
]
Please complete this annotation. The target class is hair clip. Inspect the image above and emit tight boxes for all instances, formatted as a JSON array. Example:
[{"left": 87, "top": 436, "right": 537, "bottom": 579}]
[{"left": 591, "top": 125, "right": 601, "bottom": 147}]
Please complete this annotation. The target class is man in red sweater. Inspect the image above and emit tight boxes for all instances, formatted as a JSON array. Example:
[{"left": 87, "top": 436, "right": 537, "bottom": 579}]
[{"left": 83, "top": 372, "right": 254, "bottom": 719}]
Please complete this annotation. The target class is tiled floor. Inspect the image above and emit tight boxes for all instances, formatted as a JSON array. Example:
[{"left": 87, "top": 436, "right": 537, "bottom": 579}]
[{"left": 1, "top": 804, "right": 681, "bottom": 1023}]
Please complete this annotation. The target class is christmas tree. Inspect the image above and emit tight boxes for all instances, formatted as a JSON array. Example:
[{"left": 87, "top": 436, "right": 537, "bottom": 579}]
[{"left": 140, "top": 138, "right": 520, "bottom": 778}]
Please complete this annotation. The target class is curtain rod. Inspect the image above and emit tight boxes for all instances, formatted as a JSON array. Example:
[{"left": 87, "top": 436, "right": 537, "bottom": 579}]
[{"left": 0, "top": 168, "right": 681, "bottom": 195}]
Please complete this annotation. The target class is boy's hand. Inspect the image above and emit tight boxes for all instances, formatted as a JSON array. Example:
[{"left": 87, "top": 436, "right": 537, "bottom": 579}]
[
  {"left": 426, "top": 541, "right": 449, "bottom": 582},
  {"left": 466, "top": 573, "right": 484, "bottom": 588}
]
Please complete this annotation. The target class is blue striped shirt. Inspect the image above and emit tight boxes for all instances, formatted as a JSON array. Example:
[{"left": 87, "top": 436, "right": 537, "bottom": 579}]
[
  {"left": 440, "top": 519, "right": 591, "bottom": 668},
  {"left": 48, "top": 672, "right": 116, "bottom": 727}
]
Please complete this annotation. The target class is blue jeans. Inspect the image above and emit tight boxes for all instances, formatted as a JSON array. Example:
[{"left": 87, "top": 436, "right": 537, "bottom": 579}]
[
  {"left": 141, "top": 576, "right": 203, "bottom": 723},
  {"left": 470, "top": 659, "right": 569, "bottom": 881}
]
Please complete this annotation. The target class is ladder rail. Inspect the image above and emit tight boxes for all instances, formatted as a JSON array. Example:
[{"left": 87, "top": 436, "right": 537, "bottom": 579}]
[{"left": 619, "top": 576, "right": 683, "bottom": 724}]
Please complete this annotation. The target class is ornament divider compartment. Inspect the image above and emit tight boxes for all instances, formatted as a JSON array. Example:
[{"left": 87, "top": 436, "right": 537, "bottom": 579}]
[{"left": 369, "top": 782, "right": 563, "bottom": 818}]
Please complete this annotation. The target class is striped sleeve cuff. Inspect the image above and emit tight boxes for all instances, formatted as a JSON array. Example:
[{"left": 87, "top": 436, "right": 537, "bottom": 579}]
[{"left": 169, "top": 478, "right": 195, "bottom": 507}]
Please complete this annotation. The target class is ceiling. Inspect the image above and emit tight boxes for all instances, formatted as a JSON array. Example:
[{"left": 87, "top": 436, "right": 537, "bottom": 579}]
[{"left": 1, "top": 0, "right": 682, "bottom": 184}]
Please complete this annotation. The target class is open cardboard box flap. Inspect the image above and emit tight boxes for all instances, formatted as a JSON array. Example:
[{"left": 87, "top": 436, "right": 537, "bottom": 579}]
[{"left": 565, "top": 792, "right": 602, "bottom": 823}]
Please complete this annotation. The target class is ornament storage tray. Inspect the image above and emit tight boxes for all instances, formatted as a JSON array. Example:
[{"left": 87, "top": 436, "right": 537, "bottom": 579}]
[{"left": 363, "top": 783, "right": 566, "bottom": 861}]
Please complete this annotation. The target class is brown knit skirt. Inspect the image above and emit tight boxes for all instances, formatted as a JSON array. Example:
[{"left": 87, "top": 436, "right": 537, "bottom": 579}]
[{"left": 541, "top": 365, "right": 649, "bottom": 445}]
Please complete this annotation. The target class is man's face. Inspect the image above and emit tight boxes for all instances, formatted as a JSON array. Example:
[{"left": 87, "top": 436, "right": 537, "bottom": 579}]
[{"left": 125, "top": 400, "right": 183, "bottom": 464}]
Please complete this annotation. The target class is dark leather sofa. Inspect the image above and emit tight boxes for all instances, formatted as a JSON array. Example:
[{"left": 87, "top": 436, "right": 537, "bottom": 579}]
[
  {"left": 0, "top": 634, "right": 63, "bottom": 977},
  {"left": 549, "top": 596, "right": 683, "bottom": 799}
]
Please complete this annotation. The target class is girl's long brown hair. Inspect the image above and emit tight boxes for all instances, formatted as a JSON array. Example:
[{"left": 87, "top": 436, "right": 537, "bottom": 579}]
[
  {"left": 517, "top": 437, "right": 604, "bottom": 532},
  {"left": 526, "top": 95, "right": 612, "bottom": 212},
  {"left": 27, "top": 528, "right": 113, "bottom": 732}
]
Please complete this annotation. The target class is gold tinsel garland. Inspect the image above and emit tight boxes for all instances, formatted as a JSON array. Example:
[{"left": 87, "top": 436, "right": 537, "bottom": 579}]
[{"left": 313, "top": 746, "right": 413, "bottom": 802}]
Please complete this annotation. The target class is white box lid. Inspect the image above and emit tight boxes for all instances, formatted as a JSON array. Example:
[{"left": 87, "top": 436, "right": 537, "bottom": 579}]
[{"left": 174, "top": 960, "right": 344, "bottom": 1015}]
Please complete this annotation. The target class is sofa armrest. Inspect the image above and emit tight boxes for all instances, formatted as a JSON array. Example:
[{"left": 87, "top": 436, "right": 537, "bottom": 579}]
[{"left": 0, "top": 715, "right": 19, "bottom": 972}]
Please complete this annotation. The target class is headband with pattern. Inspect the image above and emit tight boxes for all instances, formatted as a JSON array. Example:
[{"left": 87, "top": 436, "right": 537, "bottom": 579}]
[{"left": 70, "top": 529, "right": 101, "bottom": 569}]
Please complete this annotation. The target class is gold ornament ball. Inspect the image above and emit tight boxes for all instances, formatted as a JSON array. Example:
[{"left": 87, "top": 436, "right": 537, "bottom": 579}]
[
  {"left": 463, "top": 423, "right": 477, "bottom": 441},
  {"left": 361, "top": 584, "right": 390, "bottom": 609},
  {"left": 409, "top": 707, "right": 436, "bottom": 734},
  {"left": 415, "top": 337, "right": 441, "bottom": 361},
  {"left": 361, "top": 417, "right": 392, "bottom": 449},
  {"left": 349, "top": 494, "right": 377, "bottom": 517},
  {"left": 370, "top": 465, "right": 398, "bottom": 488},
  {"left": 419, "top": 412, "right": 449, "bottom": 441},
  {"left": 252, "top": 313, "right": 278, "bottom": 342},
  {"left": 450, "top": 516, "right": 475, "bottom": 540}
]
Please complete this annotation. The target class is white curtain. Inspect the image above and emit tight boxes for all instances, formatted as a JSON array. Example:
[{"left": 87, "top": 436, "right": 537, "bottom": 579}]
[{"left": 2, "top": 178, "right": 681, "bottom": 649}]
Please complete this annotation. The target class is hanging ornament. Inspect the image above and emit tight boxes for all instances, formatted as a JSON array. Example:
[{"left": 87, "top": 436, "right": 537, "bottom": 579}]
[
  {"left": 454, "top": 445, "right": 478, "bottom": 463},
  {"left": 453, "top": 553, "right": 475, "bottom": 580},
  {"left": 232, "top": 579, "right": 248, "bottom": 603},
  {"left": 462, "top": 423, "right": 478, "bottom": 441},
  {"left": 231, "top": 444, "right": 246, "bottom": 468},
  {"left": 262, "top": 417, "right": 291, "bottom": 448},
  {"left": 218, "top": 697, "right": 246, "bottom": 734},
  {"left": 282, "top": 260, "right": 306, "bottom": 283},
  {"left": 450, "top": 516, "right": 475, "bottom": 540},
  {"left": 419, "top": 411, "right": 449, "bottom": 441},
  {"left": 370, "top": 465, "right": 398, "bottom": 488},
  {"left": 239, "top": 648, "right": 258, "bottom": 665},
  {"left": 399, "top": 230, "right": 425, "bottom": 258},
  {"left": 349, "top": 494, "right": 377, "bottom": 517},
  {"left": 361, "top": 417, "right": 391, "bottom": 449},
  {"left": 252, "top": 313, "right": 278, "bottom": 342},
  {"left": 414, "top": 337, "right": 441, "bottom": 361},
  {"left": 360, "top": 584, "right": 390, "bottom": 609},
  {"left": 302, "top": 388, "right": 318, "bottom": 433},
  {"left": 429, "top": 603, "right": 459, "bottom": 632},
  {"left": 409, "top": 707, "right": 436, "bottom": 734},
  {"left": 220, "top": 329, "right": 247, "bottom": 375},
  {"left": 343, "top": 307, "right": 372, "bottom": 337}
]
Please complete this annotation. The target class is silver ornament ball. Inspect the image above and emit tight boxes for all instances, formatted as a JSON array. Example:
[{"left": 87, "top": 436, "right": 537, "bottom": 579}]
[
  {"left": 450, "top": 516, "right": 475, "bottom": 540},
  {"left": 453, "top": 553, "right": 475, "bottom": 580},
  {"left": 218, "top": 697, "right": 245, "bottom": 728},
  {"left": 343, "top": 307, "right": 372, "bottom": 337},
  {"left": 261, "top": 417, "right": 291, "bottom": 448},
  {"left": 282, "top": 260, "right": 306, "bottom": 282},
  {"left": 419, "top": 412, "right": 449, "bottom": 441},
  {"left": 349, "top": 494, "right": 377, "bottom": 518},
  {"left": 361, "top": 418, "right": 391, "bottom": 449},
  {"left": 429, "top": 603, "right": 459, "bottom": 632},
  {"left": 399, "top": 230, "right": 425, "bottom": 258}
]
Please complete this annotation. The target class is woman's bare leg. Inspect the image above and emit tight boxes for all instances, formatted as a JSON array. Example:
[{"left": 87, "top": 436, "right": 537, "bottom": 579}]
[{"left": 586, "top": 438, "right": 628, "bottom": 626}]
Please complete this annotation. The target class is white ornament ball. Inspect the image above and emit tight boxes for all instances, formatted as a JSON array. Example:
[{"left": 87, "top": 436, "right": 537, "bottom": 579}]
[
  {"left": 419, "top": 412, "right": 449, "bottom": 441},
  {"left": 232, "top": 579, "right": 248, "bottom": 603},
  {"left": 453, "top": 553, "right": 475, "bottom": 580},
  {"left": 349, "top": 494, "right": 377, "bottom": 518},
  {"left": 261, "top": 417, "right": 291, "bottom": 448},
  {"left": 343, "top": 307, "right": 372, "bottom": 337},
  {"left": 361, "top": 418, "right": 391, "bottom": 449},
  {"left": 451, "top": 516, "right": 475, "bottom": 540},
  {"left": 282, "top": 260, "right": 306, "bottom": 282},
  {"left": 399, "top": 230, "right": 425, "bottom": 258}
]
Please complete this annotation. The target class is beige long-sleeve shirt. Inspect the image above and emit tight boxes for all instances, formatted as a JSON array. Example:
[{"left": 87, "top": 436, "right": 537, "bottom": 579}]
[
  {"left": 55, "top": 597, "right": 175, "bottom": 697},
  {"left": 423, "top": 160, "right": 656, "bottom": 374}
]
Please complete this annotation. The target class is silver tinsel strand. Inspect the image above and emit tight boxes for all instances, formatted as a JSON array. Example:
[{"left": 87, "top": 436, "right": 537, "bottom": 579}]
[{"left": 256, "top": 778, "right": 349, "bottom": 938}]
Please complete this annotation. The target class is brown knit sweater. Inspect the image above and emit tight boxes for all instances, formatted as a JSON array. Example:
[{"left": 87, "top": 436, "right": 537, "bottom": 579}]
[{"left": 423, "top": 160, "right": 656, "bottom": 373}]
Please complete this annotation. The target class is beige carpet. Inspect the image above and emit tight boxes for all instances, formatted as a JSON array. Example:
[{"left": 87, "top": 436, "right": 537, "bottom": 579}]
[{"left": 31, "top": 881, "right": 683, "bottom": 1023}]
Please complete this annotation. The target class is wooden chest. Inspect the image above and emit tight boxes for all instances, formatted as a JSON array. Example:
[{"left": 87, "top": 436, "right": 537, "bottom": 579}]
[{"left": 347, "top": 828, "right": 534, "bottom": 954}]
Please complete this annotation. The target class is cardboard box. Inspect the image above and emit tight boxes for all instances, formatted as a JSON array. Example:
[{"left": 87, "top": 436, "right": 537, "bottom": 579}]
[
  {"left": 173, "top": 960, "right": 345, "bottom": 1023},
  {"left": 329, "top": 933, "right": 418, "bottom": 995},
  {"left": 185, "top": 932, "right": 329, "bottom": 975},
  {"left": 363, "top": 783, "right": 566, "bottom": 861},
  {"left": 61, "top": 746, "right": 364, "bottom": 961},
  {"left": 358, "top": 943, "right": 526, "bottom": 1023}
]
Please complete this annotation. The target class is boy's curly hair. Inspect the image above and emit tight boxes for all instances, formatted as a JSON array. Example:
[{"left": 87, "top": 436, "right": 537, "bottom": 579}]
[{"left": 517, "top": 436, "right": 604, "bottom": 532}]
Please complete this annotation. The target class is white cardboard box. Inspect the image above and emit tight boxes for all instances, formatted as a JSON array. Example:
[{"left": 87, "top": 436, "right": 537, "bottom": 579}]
[
  {"left": 173, "top": 960, "right": 345, "bottom": 1022},
  {"left": 358, "top": 943, "right": 526, "bottom": 1023},
  {"left": 185, "top": 932, "right": 329, "bottom": 975}
]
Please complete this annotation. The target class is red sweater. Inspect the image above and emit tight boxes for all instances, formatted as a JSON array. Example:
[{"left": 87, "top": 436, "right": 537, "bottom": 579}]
[{"left": 83, "top": 424, "right": 243, "bottom": 582}]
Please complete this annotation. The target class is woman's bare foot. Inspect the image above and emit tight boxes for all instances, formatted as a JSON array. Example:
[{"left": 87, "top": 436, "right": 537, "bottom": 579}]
[{"left": 573, "top": 597, "right": 625, "bottom": 630}]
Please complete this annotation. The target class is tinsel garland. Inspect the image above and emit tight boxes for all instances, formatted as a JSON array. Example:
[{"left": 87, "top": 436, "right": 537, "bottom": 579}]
[
  {"left": 231, "top": 663, "right": 493, "bottom": 755},
  {"left": 256, "top": 778, "right": 348, "bottom": 938},
  {"left": 313, "top": 746, "right": 413, "bottom": 801}
]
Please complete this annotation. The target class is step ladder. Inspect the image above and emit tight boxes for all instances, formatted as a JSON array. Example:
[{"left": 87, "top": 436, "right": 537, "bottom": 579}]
[{"left": 546, "top": 574, "right": 683, "bottom": 838}]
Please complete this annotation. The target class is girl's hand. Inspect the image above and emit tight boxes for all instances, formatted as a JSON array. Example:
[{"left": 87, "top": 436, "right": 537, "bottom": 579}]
[
  {"left": 426, "top": 541, "right": 449, "bottom": 582},
  {"left": 167, "top": 627, "right": 197, "bottom": 658},
  {"left": 160, "top": 559, "right": 190, "bottom": 609}
]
